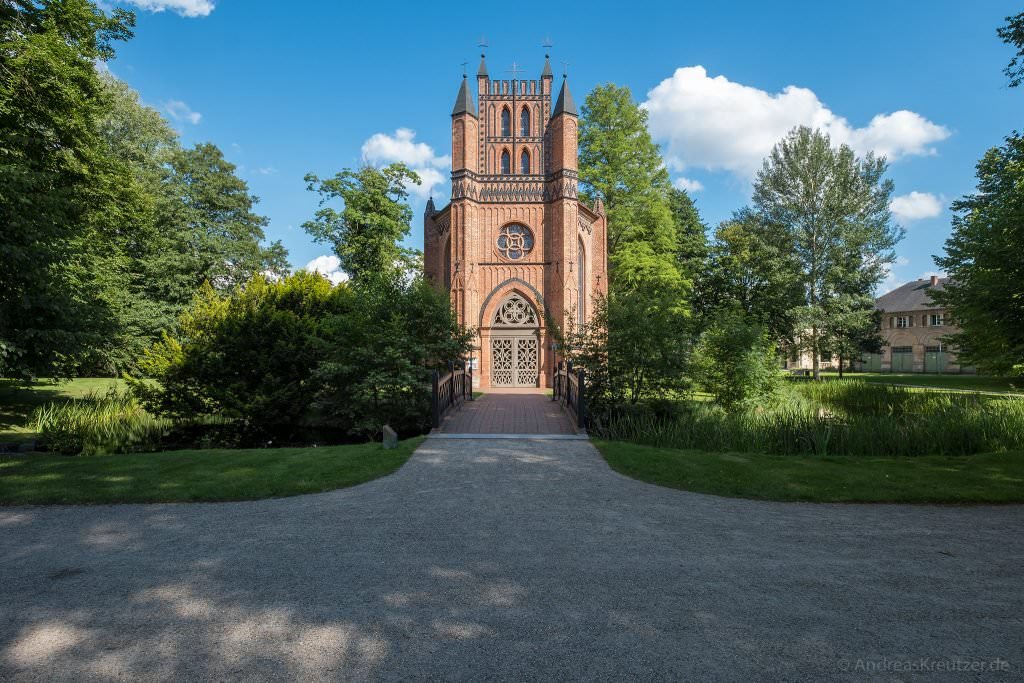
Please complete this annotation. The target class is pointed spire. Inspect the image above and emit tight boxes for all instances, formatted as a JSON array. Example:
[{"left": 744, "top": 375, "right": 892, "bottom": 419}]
[
  {"left": 541, "top": 53, "right": 553, "bottom": 79},
  {"left": 552, "top": 75, "right": 577, "bottom": 118},
  {"left": 425, "top": 196, "right": 435, "bottom": 216},
  {"left": 477, "top": 52, "right": 488, "bottom": 77},
  {"left": 451, "top": 75, "right": 476, "bottom": 117}
]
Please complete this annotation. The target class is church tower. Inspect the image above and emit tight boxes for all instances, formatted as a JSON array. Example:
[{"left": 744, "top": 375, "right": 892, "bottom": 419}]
[{"left": 424, "top": 51, "right": 608, "bottom": 388}]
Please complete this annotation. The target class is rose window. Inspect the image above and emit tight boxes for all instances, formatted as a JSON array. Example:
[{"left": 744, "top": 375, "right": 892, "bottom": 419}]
[{"left": 496, "top": 224, "right": 534, "bottom": 260}]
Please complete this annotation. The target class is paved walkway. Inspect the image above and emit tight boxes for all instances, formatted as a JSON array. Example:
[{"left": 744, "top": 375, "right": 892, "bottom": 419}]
[
  {"left": 1, "top": 440, "right": 1022, "bottom": 681},
  {"left": 437, "top": 389, "right": 578, "bottom": 435}
]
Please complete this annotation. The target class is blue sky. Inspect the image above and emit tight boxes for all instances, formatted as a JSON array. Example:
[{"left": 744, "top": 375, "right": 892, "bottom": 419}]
[{"left": 108, "top": 0, "right": 1021, "bottom": 291}]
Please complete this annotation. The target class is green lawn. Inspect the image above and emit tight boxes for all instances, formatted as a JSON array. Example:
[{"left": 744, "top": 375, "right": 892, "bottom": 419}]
[
  {"left": 820, "top": 372, "right": 1023, "bottom": 394},
  {"left": 595, "top": 440, "right": 1024, "bottom": 504},
  {"left": 1, "top": 378, "right": 126, "bottom": 443},
  {"left": 0, "top": 437, "right": 423, "bottom": 505}
]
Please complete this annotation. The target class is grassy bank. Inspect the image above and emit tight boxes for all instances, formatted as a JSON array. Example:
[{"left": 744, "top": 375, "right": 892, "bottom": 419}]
[
  {"left": 821, "top": 372, "right": 1023, "bottom": 394},
  {"left": 0, "top": 437, "right": 423, "bottom": 505},
  {"left": 1, "top": 378, "right": 126, "bottom": 443},
  {"left": 594, "top": 440, "right": 1024, "bottom": 504}
]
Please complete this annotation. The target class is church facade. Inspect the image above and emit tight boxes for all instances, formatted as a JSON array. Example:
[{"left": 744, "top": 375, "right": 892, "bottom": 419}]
[{"left": 424, "top": 53, "right": 608, "bottom": 389}]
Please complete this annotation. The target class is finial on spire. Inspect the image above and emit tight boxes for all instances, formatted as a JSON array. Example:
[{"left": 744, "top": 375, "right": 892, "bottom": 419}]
[
  {"left": 561, "top": 61, "right": 571, "bottom": 79},
  {"left": 477, "top": 37, "right": 488, "bottom": 77}
]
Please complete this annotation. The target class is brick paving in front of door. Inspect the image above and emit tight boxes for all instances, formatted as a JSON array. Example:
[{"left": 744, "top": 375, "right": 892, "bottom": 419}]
[{"left": 437, "top": 389, "right": 578, "bottom": 435}]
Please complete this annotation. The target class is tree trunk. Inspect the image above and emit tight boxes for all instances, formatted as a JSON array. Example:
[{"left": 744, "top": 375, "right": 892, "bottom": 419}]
[
  {"left": 838, "top": 352, "right": 844, "bottom": 379},
  {"left": 812, "top": 327, "right": 820, "bottom": 381}
]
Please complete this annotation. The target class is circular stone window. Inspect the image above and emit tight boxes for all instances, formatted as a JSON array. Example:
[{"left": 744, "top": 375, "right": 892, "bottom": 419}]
[{"left": 496, "top": 224, "right": 534, "bottom": 260}]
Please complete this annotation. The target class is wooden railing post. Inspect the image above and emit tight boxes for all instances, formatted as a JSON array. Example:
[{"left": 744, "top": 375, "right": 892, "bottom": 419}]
[
  {"left": 576, "top": 367, "right": 586, "bottom": 428},
  {"left": 431, "top": 369, "right": 440, "bottom": 428}
]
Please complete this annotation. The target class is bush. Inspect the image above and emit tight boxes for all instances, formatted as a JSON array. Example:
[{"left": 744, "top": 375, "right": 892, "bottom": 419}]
[
  {"left": 691, "top": 313, "right": 782, "bottom": 408},
  {"left": 33, "top": 391, "right": 173, "bottom": 456},
  {"left": 131, "top": 271, "right": 472, "bottom": 444}
]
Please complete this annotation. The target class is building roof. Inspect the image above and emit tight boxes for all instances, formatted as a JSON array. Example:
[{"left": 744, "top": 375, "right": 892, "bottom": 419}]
[
  {"left": 552, "top": 77, "right": 577, "bottom": 118},
  {"left": 451, "top": 76, "right": 476, "bottom": 117},
  {"left": 875, "top": 277, "right": 948, "bottom": 312},
  {"left": 541, "top": 55, "right": 553, "bottom": 78},
  {"left": 477, "top": 53, "right": 488, "bottom": 77}
]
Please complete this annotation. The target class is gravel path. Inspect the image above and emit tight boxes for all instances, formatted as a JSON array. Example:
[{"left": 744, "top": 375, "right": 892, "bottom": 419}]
[{"left": 1, "top": 439, "right": 1022, "bottom": 681}]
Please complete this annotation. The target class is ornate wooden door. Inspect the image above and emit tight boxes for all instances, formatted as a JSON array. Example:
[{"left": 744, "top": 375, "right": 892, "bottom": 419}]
[
  {"left": 491, "top": 336, "right": 538, "bottom": 387},
  {"left": 489, "top": 293, "right": 540, "bottom": 387}
]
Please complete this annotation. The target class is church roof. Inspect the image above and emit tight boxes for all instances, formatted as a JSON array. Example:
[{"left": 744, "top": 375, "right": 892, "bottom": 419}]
[
  {"left": 477, "top": 53, "right": 488, "bottom": 77},
  {"left": 552, "top": 77, "right": 577, "bottom": 118},
  {"left": 541, "top": 55, "right": 553, "bottom": 78},
  {"left": 452, "top": 76, "right": 476, "bottom": 117}
]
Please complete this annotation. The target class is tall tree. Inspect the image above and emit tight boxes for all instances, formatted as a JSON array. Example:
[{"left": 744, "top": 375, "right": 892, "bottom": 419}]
[
  {"left": 577, "top": 84, "right": 677, "bottom": 264},
  {"left": 704, "top": 211, "right": 803, "bottom": 342},
  {"left": 998, "top": 11, "right": 1024, "bottom": 87},
  {"left": 0, "top": 0, "right": 135, "bottom": 377},
  {"left": 750, "top": 126, "right": 902, "bottom": 379},
  {"left": 303, "top": 164, "right": 420, "bottom": 284},
  {"left": 933, "top": 134, "right": 1024, "bottom": 375}
]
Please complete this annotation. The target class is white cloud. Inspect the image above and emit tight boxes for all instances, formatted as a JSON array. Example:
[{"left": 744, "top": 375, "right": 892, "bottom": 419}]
[
  {"left": 672, "top": 176, "right": 704, "bottom": 193},
  {"left": 124, "top": 0, "right": 214, "bottom": 17},
  {"left": 361, "top": 128, "right": 450, "bottom": 200},
  {"left": 303, "top": 255, "right": 348, "bottom": 285},
  {"left": 895, "top": 256, "right": 910, "bottom": 267},
  {"left": 164, "top": 100, "right": 201, "bottom": 125},
  {"left": 890, "top": 191, "right": 943, "bottom": 222},
  {"left": 643, "top": 66, "right": 951, "bottom": 179}
]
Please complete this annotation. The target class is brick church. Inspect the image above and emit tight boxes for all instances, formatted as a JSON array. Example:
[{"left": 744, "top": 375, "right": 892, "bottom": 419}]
[{"left": 424, "top": 52, "right": 608, "bottom": 389}]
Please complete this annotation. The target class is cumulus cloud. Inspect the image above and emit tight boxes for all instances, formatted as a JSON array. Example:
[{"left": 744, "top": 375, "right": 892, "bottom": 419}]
[
  {"left": 164, "top": 100, "right": 201, "bottom": 125},
  {"left": 672, "top": 176, "right": 704, "bottom": 193},
  {"left": 124, "top": 0, "right": 214, "bottom": 17},
  {"left": 304, "top": 255, "right": 348, "bottom": 285},
  {"left": 361, "top": 128, "right": 450, "bottom": 200},
  {"left": 643, "top": 66, "right": 951, "bottom": 179},
  {"left": 890, "top": 191, "right": 943, "bottom": 222}
]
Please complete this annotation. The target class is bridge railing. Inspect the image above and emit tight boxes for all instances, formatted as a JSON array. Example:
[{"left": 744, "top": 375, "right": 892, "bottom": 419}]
[
  {"left": 431, "top": 361, "right": 473, "bottom": 429},
  {"left": 552, "top": 360, "right": 586, "bottom": 429}
]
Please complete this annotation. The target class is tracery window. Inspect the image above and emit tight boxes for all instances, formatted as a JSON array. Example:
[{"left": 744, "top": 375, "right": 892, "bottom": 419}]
[
  {"left": 496, "top": 223, "right": 534, "bottom": 260},
  {"left": 501, "top": 107, "right": 511, "bottom": 136},
  {"left": 500, "top": 150, "right": 511, "bottom": 174},
  {"left": 520, "top": 106, "right": 530, "bottom": 136},
  {"left": 520, "top": 149, "right": 530, "bottom": 174},
  {"left": 493, "top": 293, "right": 538, "bottom": 326},
  {"left": 577, "top": 237, "right": 586, "bottom": 328}
]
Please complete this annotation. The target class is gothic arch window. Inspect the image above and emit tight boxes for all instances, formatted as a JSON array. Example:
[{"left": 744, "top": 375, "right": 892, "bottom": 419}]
[
  {"left": 496, "top": 223, "right": 534, "bottom": 260},
  {"left": 501, "top": 107, "right": 511, "bottom": 136},
  {"left": 500, "top": 149, "right": 511, "bottom": 174},
  {"left": 444, "top": 236, "right": 452, "bottom": 290},
  {"left": 520, "top": 106, "right": 530, "bottom": 136},
  {"left": 577, "top": 237, "right": 587, "bottom": 329},
  {"left": 520, "top": 149, "right": 530, "bottom": 174},
  {"left": 492, "top": 293, "right": 538, "bottom": 327}
]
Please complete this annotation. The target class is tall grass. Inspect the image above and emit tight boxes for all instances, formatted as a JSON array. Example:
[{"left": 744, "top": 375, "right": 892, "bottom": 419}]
[
  {"left": 32, "top": 390, "right": 174, "bottom": 456},
  {"left": 593, "top": 381, "right": 1024, "bottom": 457}
]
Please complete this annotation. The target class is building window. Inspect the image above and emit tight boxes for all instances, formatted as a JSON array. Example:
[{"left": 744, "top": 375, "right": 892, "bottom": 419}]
[
  {"left": 496, "top": 223, "right": 534, "bottom": 260},
  {"left": 520, "top": 149, "right": 530, "bottom": 174},
  {"left": 820, "top": 351, "right": 832, "bottom": 363},
  {"left": 577, "top": 237, "right": 586, "bottom": 329},
  {"left": 501, "top": 108, "right": 511, "bottom": 136},
  {"left": 895, "top": 316, "right": 910, "bottom": 328},
  {"left": 500, "top": 150, "right": 510, "bottom": 174},
  {"left": 891, "top": 346, "right": 913, "bottom": 354},
  {"left": 930, "top": 313, "right": 943, "bottom": 326},
  {"left": 520, "top": 106, "right": 530, "bottom": 136}
]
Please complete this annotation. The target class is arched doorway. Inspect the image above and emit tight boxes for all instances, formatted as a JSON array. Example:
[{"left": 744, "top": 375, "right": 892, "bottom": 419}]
[{"left": 489, "top": 293, "right": 540, "bottom": 387}]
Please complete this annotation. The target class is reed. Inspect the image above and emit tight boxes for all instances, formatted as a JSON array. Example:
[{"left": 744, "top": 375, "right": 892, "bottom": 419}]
[
  {"left": 593, "top": 381, "right": 1024, "bottom": 457},
  {"left": 32, "top": 390, "right": 174, "bottom": 456}
]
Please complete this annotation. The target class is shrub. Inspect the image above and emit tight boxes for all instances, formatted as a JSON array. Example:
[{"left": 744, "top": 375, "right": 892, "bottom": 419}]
[
  {"left": 691, "top": 313, "right": 782, "bottom": 408},
  {"left": 33, "top": 391, "right": 173, "bottom": 456}
]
